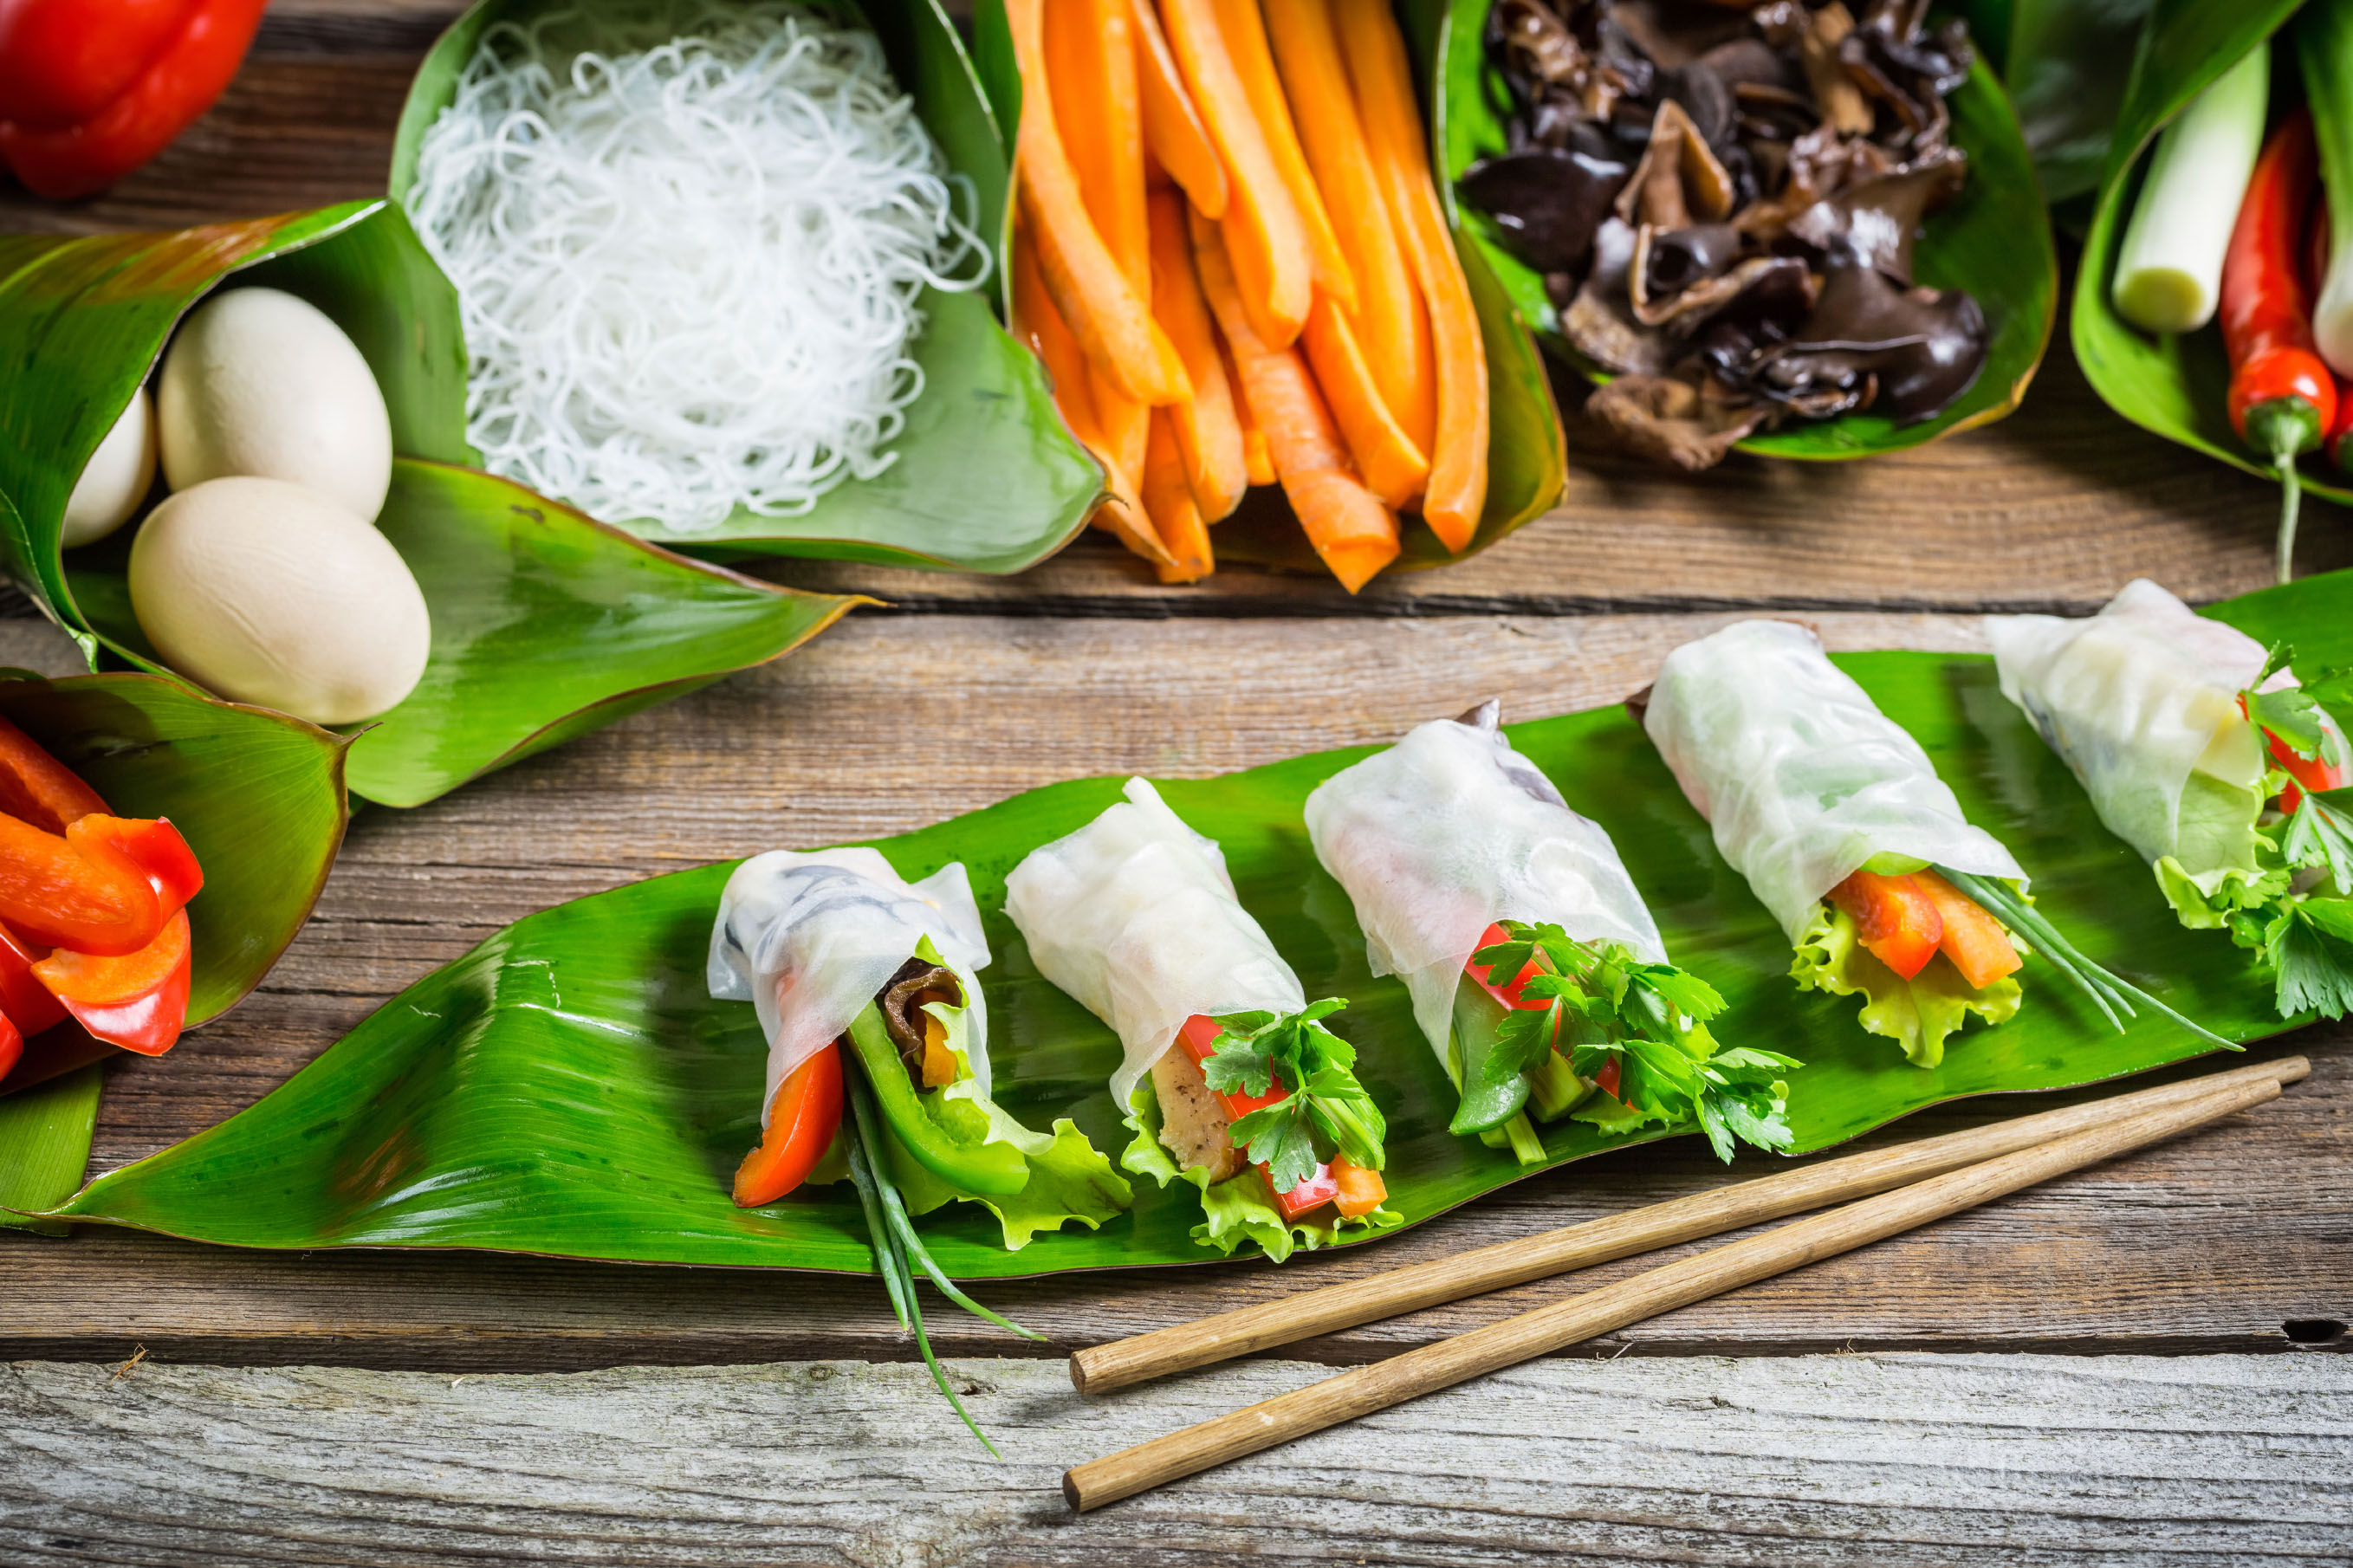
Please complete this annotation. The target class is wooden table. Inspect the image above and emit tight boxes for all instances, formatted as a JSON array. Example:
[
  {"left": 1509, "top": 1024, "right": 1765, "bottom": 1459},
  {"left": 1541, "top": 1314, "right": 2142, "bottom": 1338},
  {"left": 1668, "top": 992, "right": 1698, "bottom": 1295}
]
[{"left": 3, "top": 4, "right": 2349, "bottom": 1561}]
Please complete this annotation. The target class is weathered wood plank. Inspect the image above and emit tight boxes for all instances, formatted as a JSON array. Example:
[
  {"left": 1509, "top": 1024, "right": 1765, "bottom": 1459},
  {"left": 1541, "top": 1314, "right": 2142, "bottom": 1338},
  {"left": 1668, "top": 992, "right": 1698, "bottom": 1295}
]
[{"left": 3, "top": 1352, "right": 2345, "bottom": 1565}]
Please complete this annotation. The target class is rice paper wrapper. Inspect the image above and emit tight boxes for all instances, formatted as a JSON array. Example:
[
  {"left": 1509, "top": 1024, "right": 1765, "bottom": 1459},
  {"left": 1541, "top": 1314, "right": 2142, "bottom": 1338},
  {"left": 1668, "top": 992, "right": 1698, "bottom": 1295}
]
[
  {"left": 710, "top": 846, "right": 991, "bottom": 1126},
  {"left": 1985, "top": 579, "right": 2285, "bottom": 867},
  {"left": 1643, "top": 619, "right": 2025, "bottom": 942},
  {"left": 1304, "top": 709, "right": 1666, "bottom": 1073},
  {"left": 1003, "top": 778, "right": 1304, "bottom": 1115}
]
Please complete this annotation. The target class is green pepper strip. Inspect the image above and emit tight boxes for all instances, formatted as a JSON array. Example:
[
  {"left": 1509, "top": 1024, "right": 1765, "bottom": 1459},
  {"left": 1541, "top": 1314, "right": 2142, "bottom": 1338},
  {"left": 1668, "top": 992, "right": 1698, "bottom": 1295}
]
[{"left": 843, "top": 999, "right": 1029, "bottom": 1196}]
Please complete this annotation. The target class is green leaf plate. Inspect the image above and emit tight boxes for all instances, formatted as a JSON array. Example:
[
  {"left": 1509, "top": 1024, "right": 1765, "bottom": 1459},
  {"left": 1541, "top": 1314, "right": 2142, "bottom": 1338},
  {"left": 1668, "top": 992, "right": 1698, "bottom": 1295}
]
[
  {"left": 0, "top": 203, "right": 868, "bottom": 807},
  {"left": 0, "top": 665, "right": 351, "bottom": 1228},
  {"left": 2069, "top": 1, "right": 2353, "bottom": 513},
  {"left": 34, "top": 570, "right": 2353, "bottom": 1273},
  {"left": 386, "top": 0, "right": 1105, "bottom": 572},
  {"left": 1437, "top": 0, "right": 2058, "bottom": 460},
  {"left": 966, "top": 0, "right": 1568, "bottom": 573}
]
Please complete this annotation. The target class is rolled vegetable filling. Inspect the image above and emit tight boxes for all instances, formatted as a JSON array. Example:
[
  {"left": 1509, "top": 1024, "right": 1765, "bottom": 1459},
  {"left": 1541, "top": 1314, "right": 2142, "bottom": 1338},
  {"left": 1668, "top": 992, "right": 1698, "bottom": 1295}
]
[
  {"left": 1987, "top": 579, "right": 2353, "bottom": 1020},
  {"left": 1004, "top": 776, "right": 1394, "bottom": 1260},
  {"left": 1305, "top": 703, "right": 1793, "bottom": 1163}
]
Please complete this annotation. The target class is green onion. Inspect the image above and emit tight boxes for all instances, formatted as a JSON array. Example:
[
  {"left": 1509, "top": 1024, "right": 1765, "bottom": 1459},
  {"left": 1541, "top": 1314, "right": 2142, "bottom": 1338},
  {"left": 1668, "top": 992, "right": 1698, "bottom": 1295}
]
[{"left": 2112, "top": 46, "right": 2268, "bottom": 334}]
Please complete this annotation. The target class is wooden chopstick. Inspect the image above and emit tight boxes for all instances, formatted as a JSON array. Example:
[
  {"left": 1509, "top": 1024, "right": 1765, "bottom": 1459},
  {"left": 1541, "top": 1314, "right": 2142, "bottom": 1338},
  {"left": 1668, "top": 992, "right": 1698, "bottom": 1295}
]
[
  {"left": 1062, "top": 1071, "right": 2285, "bottom": 1510},
  {"left": 1069, "top": 1055, "right": 2305, "bottom": 1394}
]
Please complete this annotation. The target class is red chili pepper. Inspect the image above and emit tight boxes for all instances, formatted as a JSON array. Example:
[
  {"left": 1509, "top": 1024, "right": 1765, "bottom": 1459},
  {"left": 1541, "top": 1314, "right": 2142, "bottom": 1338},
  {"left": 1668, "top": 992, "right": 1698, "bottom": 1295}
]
[
  {"left": 0, "top": 0, "right": 267, "bottom": 200},
  {"left": 2223, "top": 110, "right": 2338, "bottom": 582}
]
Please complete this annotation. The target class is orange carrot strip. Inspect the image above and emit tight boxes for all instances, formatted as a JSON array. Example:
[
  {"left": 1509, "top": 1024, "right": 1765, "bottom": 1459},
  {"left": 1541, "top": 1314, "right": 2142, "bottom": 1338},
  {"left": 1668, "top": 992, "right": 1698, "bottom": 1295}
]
[
  {"left": 1144, "top": 409, "right": 1215, "bottom": 583},
  {"left": 1301, "top": 293, "right": 1429, "bottom": 509},
  {"left": 1092, "top": 364, "right": 1152, "bottom": 496},
  {"left": 1147, "top": 189, "right": 1249, "bottom": 521},
  {"left": 1191, "top": 212, "right": 1399, "bottom": 591},
  {"left": 1262, "top": 0, "right": 1432, "bottom": 448},
  {"left": 1008, "top": 0, "right": 1186, "bottom": 405},
  {"left": 1012, "top": 223, "right": 1104, "bottom": 450},
  {"left": 1159, "top": 0, "right": 1313, "bottom": 347},
  {"left": 1047, "top": 0, "right": 1149, "bottom": 298},
  {"left": 1210, "top": 0, "right": 1356, "bottom": 313},
  {"left": 1337, "top": 0, "right": 1486, "bottom": 552},
  {"left": 1129, "top": 0, "right": 1228, "bottom": 219}
]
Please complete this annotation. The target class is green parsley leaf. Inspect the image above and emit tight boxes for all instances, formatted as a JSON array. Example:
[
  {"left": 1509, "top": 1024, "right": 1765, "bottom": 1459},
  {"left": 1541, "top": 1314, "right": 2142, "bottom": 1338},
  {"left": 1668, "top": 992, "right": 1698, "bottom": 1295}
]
[
  {"left": 2248, "top": 684, "right": 2326, "bottom": 759},
  {"left": 1226, "top": 1101, "right": 1321, "bottom": 1193},
  {"left": 1201, "top": 999, "right": 1382, "bottom": 1189},
  {"left": 2271, "top": 904, "right": 2353, "bottom": 1020},
  {"left": 2282, "top": 787, "right": 2353, "bottom": 890}
]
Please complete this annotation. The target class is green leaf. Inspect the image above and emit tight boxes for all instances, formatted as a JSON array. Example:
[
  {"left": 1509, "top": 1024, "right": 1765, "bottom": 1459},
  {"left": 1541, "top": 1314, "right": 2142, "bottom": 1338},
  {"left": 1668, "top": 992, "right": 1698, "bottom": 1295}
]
[
  {"left": 1791, "top": 904, "right": 2022, "bottom": 1069},
  {"left": 1987, "top": 0, "right": 2157, "bottom": 206},
  {"left": 2268, "top": 903, "right": 2353, "bottom": 1020},
  {"left": 389, "top": 0, "right": 1103, "bottom": 573},
  {"left": 2070, "top": 2, "right": 2353, "bottom": 517},
  {"left": 0, "top": 1066, "right": 101, "bottom": 1234},
  {"left": 1430, "top": 0, "right": 2056, "bottom": 461},
  {"left": 42, "top": 574, "right": 2353, "bottom": 1274},
  {"left": 2282, "top": 787, "right": 2353, "bottom": 891}
]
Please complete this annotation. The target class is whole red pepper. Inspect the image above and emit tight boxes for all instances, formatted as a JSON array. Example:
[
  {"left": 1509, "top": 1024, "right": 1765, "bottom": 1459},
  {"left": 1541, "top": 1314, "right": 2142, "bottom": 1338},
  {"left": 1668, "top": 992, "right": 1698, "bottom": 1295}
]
[
  {"left": 0, "top": 0, "right": 267, "bottom": 200},
  {"left": 2223, "top": 110, "right": 2337, "bottom": 583}
]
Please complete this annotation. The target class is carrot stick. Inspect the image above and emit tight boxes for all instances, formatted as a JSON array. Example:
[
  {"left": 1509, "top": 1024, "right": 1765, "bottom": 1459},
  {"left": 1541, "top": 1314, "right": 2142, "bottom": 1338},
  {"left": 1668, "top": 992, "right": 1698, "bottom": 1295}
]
[
  {"left": 1129, "top": 0, "right": 1228, "bottom": 220},
  {"left": 1147, "top": 189, "right": 1249, "bottom": 521},
  {"left": 1209, "top": 0, "right": 1357, "bottom": 313},
  {"left": 1191, "top": 211, "right": 1399, "bottom": 592},
  {"left": 1008, "top": 0, "right": 1188, "bottom": 405},
  {"left": 1144, "top": 409, "right": 1215, "bottom": 583},
  {"left": 1012, "top": 223, "right": 1103, "bottom": 450},
  {"left": 1232, "top": 344, "right": 1275, "bottom": 488},
  {"left": 1262, "top": 0, "right": 1433, "bottom": 449},
  {"left": 1300, "top": 295, "right": 1428, "bottom": 509},
  {"left": 1092, "top": 366, "right": 1152, "bottom": 496},
  {"left": 1336, "top": 0, "right": 1486, "bottom": 553},
  {"left": 1158, "top": 0, "right": 1313, "bottom": 348}
]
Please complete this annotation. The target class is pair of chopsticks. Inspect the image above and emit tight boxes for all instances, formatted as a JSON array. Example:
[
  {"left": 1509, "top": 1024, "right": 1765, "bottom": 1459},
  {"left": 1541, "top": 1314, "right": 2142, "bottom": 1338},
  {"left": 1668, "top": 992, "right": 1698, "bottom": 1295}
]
[{"left": 1061, "top": 1055, "right": 2305, "bottom": 1510}]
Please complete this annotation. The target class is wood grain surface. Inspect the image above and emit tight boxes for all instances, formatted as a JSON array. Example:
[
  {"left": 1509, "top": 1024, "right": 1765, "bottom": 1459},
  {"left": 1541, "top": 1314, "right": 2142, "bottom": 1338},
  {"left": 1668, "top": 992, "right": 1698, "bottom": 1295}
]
[{"left": 4, "top": 1352, "right": 2347, "bottom": 1565}]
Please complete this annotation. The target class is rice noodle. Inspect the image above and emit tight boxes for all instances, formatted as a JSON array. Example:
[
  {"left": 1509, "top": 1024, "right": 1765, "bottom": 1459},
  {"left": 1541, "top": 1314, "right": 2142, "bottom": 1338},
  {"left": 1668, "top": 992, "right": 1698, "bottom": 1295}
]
[{"left": 405, "top": 1, "right": 987, "bottom": 533}]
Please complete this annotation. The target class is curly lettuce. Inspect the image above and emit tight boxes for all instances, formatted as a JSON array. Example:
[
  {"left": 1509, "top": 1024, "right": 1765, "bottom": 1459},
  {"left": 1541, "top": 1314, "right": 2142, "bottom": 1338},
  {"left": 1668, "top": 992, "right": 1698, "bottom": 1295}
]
[
  {"left": 1122, "top": 1083, "right": 1400, "bottom": 1264},
  {"left": 1791, "top": 904, "right": 2020, "bottom": 1068}
]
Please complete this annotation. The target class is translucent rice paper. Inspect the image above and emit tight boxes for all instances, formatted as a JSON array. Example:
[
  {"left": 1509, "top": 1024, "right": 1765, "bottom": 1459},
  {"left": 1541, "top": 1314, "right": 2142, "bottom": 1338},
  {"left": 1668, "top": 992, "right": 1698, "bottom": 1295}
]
[
  {"left": 1985, "top": 579, "right": 2284, "bottom": 865},
  {"left": 1304, "top": 703, "right": 1667, "bottom": 1071},
  {"left": 709, "top": 846, "right": 990, "bottom": 1126},
  {"left": 1643, "top": 619, "right": 2025, "bottom": 942},
  {"left": 1003, "top": 778, "right": 1304, "bottom": 1115}
]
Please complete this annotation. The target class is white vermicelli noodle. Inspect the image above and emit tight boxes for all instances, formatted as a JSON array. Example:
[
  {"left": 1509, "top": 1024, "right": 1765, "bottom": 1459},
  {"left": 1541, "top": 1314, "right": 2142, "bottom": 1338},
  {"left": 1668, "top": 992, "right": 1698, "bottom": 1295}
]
[{"left": 405, "top": 2, "right": 987, "bottom": 533}]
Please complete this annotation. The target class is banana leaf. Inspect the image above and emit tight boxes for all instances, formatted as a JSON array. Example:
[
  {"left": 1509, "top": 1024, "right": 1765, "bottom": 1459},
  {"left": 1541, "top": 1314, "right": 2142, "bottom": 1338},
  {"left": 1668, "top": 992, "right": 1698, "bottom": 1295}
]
[
  {"left": 966, "top": 0, "right": 1568, "bottom": 573},
  {"left": 33, "top": 570, "right": 2353, "bottom": 1272},
  {"left": 0, "top": 667, "right": 351, "bottom": 1230},
  {"left": 2069, "top": 2, "right": 2353, "bottom": 516},
  {"left": 1438, "top": 0, "right": 2058, "bottom": 460},
  {"left": 0, "top": 203, "right": 868, "bottom": 808},
  {"left": 386, "top": 0, "right": 1105, "bottom": 573}
]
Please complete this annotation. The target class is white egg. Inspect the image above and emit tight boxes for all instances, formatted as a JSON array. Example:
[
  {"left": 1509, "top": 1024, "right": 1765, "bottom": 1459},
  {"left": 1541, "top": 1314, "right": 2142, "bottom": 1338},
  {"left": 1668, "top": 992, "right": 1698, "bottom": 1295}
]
[
  {"left": 61, "top": 388, "right": 157, "bottom": 549},
  {"left": 157, "top": 287, "right": 393, "bottom": 523},
  {"left": 128, "top": 476, "right": 431, "bottom": 726}
]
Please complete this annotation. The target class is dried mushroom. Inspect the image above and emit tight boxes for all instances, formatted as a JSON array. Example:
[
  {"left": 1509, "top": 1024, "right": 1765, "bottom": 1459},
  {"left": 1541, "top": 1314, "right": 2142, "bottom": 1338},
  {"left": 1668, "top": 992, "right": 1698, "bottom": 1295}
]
[{"left": 1462, "top": 0, "right": 1988, "bottom": 468}]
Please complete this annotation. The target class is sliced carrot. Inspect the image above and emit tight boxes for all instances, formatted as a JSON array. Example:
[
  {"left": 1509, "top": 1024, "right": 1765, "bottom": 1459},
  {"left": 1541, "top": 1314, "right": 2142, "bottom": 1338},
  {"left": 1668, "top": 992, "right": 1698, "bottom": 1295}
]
[
  {"left": 1262, "top": 0, "right": 1432, "bottom": 449},
  {"left": 1047, "top": 0, "right": 1149, "bottom": 299},
  {"left": 1209, "top": 0, "right": 1356, "bottom": 313},
  {"left": 1236, "top": 375, "right": 1276, "bottom": 485},
  {"left": 1008, "top": 0, "right": 1186, "bottom": 405},
  {"left": 1336, "top": 0, "right": 1487, "bottom": 552},
  {"left": 1011, "top": 224, "right": 1103, "bottom": 449},
  {"left": 1191, "top": 213, "right": 1399, "bottom": 592},
  {"left": 1159, "top": 0, "right": 1313, "bottom": 348},
  {"left": 1144, "top": 409, "right": 1215, "bottom": 583},
  {"left": 1092, "top": 367, "right": 1151, "bottom": 496},
  {"left": 1147, "top": 188, "right": 1249, "bottom": 521},
  {"left": 1128, "top": 0, "right": 1228, "bottom": 219},
  {"left": 1915, "top": 870, "right": 2024, "bottom": 990},
  {"left": 1328, "top": 1152, "right": 1386, "bottom": 1217},
  {"left": 1826, "top": 870, "right": 1943, "bottom": 982},
  {"left": 1301, "top": 295, "right": 1429, "bottom": 509}
]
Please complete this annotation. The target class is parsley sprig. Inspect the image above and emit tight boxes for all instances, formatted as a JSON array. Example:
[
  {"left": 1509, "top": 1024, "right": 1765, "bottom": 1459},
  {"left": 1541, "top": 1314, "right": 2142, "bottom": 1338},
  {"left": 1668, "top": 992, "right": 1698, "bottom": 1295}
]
[
  {"left": 1199, "top": 999, "right": 1386, "bottom": 1193},
  {"left": 2233, "top": 645, "right": 2353, "bottom": 1020},
  {"left": 1469, "top": 922, "right": 1799, "bottom": 1162}
]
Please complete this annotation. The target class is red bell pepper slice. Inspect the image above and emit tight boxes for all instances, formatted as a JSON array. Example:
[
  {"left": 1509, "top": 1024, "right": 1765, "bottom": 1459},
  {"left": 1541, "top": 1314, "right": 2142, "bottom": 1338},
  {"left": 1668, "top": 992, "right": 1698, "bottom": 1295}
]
[
  {"left": 0, "top": 1008, "right": 21, "bottom": 1082},
  {"left": 733, "top": 1041, "right": 845, "bottom": 1208},
  {"left": 1177, "top": 1013, "right": 1340, "bottom": 1216},
  {"left": 0, "top": 715, "right": 108, "bottom": 833},
  {"left": 0, "top": 0, "right": 267, "bottom": 199},
  {"left": 1464, "top": 921, "right": 1546, "bottom": 1012},
  {"left": 34, "top": 908, "right": 190, "bottom": 1055},
  {"left": 1826, "top": 870, "right": 1944, "bottom": 980},
  {"left": 1267, "top": 1161, "right": 1339, "bottom": 1221},
  {"left": 0, "top": 919, "right": 66, "bottom": 1039},
  {"left": 0, "top": 812, "right": 163, "bottom": 956},
  {"left": 71, "top": 814, "right": 202, "bottom": 920}
]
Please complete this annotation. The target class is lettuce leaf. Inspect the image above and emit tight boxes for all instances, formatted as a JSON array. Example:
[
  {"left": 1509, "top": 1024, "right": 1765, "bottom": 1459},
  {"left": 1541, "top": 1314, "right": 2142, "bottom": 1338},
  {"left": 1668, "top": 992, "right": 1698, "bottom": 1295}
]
[
  {"left": 1122, "top": 1083, "right": 1400, "bottom": 1263},
  {"left": 2170, "top": 768, "right": 2270, "bottom": 888},
  {"left": 1790, "top": 904, "right": 2020, "bottom": 1068}
]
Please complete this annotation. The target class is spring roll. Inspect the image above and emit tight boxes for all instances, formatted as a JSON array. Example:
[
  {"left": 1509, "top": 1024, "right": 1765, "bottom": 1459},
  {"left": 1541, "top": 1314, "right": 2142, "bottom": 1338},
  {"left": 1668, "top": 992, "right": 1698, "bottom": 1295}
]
[
  {"left": 1306, "top": 702, "right": 1792, "bottom": 1163},
  {"left": 1640, "top": 619, "right": 2034, "bottom": 1067},
  {"left": 710, "top": 847, "right": 1129, "bottom": 1247},
  {"left": 1004, "top": 778, "right": 1393, "bottom": 1260},
  {"left": 1987, "top": 579, "right": 2353, "bottom": 1018}
]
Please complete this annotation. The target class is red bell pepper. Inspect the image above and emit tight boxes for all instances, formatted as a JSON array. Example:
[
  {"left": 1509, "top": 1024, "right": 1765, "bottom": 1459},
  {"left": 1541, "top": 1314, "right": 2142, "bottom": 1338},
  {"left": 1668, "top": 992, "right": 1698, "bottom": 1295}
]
[
  {"left": 1465, "top": 922, "right": 1546, "bottom": 1013},
  {"left": 34, "top": 908, "right": 189, "bottom": 1055},
  {"left": 72, "top": 813, "right": 202, "bottom": 920},
  {"left": 0, "top": 0, "right": 268, "bottom": 200},
  {"left": 732, "top": 1042, "right": 844, "bottom": 1207},
  {"left": 0, "top": 812, "right": 163, "bottom": 956},
  {"left": 0, "top": 1007, "right": 20, "bottom": 1081},
  {"left": 0, "top": 715, "right": 107, "bottom": 834},
  {"left": 2223, "top": 112, "right": 2337, "bottom": 581},
  {"left": 0, "top": 919, "right": 66, "bottom": 1040}
]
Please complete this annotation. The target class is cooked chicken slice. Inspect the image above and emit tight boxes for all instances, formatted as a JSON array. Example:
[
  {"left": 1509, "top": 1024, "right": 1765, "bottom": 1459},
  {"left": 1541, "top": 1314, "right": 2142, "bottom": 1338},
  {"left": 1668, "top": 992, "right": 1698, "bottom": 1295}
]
[{"left": 1151, "top": 1043, "right": 1242, "bottom": 1182}]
